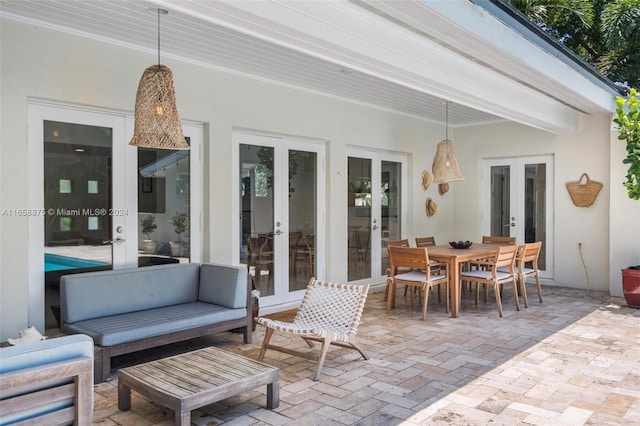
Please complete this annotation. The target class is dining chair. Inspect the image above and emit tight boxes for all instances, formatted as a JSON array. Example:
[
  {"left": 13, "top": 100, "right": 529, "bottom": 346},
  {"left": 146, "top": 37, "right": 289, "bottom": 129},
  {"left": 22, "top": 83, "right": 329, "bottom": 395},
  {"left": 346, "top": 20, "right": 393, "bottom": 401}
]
[
  {"left": 415, "top": 236, "right": 436, "bottom": 247},
  {"left": 508, "top": 241, "right": 542, "bottom": 308},
  {"left": 289, "top": 231, "right": 303, "bottom": 273},
  {"left": 384, "top": 239, "right": 410, "bottom": 301},
  {"left": 460, "top": 244, "right": 519, "bottom": 317},
  {"left": 414, "top": 235, "right": 442, "bottom": 280},
  {"left": 467, "top": 235, "right": 517, "bottom": 274},
  {"left": 482, "top": 235, "right": 516, "bottom": 245},
  {"left": 386, "top": 246, "right": 449, "bottom": 320},
  {"left": 294, "top": 233, "right": 315, "bottom": 276},
  {"left": 243, "top": 234, "right": 258, "bottom": 270},
  {"left": 387, "top": 239, "right": 410, "bottom": 247},
  {"left": 255, "top": 233, "right": 275, "bottom": 286}
]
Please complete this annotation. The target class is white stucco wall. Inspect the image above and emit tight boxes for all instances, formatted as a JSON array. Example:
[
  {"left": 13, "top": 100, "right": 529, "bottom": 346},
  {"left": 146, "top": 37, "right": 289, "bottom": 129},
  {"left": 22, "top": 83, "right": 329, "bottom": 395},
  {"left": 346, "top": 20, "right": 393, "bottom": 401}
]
[
  {"left": 454, "top": 115, "right": 614, "bottom": 291},
  {"left": 0, "top": 19, "right": 442, "bottom": 340},
  {"left": 609, "top": 130, "right": 640, "bottom": 296},
  {"left": 1, "top": 18, "right": 631, "bottom": 340}
]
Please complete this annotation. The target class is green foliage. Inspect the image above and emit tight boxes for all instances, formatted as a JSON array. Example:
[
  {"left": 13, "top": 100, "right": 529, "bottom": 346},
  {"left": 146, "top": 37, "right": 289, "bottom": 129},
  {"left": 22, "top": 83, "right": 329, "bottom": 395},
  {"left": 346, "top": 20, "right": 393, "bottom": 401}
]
[
  {"left": 139, "top": 215, "right": 157, "bottom": 240},
  {"left": 507, "top": 0, "right": 640, "bottom": 87},
  {"left": 613, "top": 88, "right": 640, "bottom": 199},
  {"left": 256, "top": 147, "right": 299, "bottom": 196},
  {"left": 169, "top": 212, "right": 188, "bottom": 242}
]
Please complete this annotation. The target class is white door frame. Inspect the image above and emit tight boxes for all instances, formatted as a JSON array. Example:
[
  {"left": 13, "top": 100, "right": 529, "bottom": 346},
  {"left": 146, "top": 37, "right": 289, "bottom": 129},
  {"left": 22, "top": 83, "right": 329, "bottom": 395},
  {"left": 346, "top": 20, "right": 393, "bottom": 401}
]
[
  {"left": 346, "top": 147, "right": 408, "bottom": 285},
  {"left": 232, "top": 131, "right": 326, "bottom": 309},
  {"left": 28, "top": 100, "right": 202, "bottom": 330},
  {"left": 481, "top": 154, "right": 554, "bottom": 279}
]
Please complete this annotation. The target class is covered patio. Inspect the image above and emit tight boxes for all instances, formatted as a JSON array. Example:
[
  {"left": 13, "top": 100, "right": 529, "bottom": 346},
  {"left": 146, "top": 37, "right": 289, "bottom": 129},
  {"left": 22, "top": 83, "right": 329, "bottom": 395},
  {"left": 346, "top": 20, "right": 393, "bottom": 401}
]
[
  {"left": 91, "top": 286, "right": 640, "bottom": 425},
  {"left": 1, "top": 1, "right": 639, "bottom": 423}
]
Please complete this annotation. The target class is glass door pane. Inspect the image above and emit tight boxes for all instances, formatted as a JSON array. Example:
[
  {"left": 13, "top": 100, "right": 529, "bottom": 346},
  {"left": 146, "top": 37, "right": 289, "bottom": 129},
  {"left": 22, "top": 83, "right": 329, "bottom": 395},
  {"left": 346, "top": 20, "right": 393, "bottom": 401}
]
[
  {"left": 238, "top": 134, "right": 324, "bottom": 306},
  {"left": 348, "top": 157, "right": 372, "bottom": 281},
  {"left": 483, "top": 156, "right": 553, "bottom": 278},
  {"left": 288, "top": 149, "right": 317, "bottom": 292},
  {"left": 490, "top": 165, "right": 511, "bottom": 237},
  {"left": 137, "top": 143, "right": 191, "bottom": 266},
  {"left": 43, "top": 120, "right": 113, "bottom": 329},
  {"left": 381, "top": 161, "right": 402, "bottom": 275},
  {"left": 240, "top": 144, "right": 276, "bottom": 297},
  {"left": 524, "top": 163, "right": 546, "bottom": 270},
  {"left": 348, "top": 151, "right": 406, "bottom": 283}
]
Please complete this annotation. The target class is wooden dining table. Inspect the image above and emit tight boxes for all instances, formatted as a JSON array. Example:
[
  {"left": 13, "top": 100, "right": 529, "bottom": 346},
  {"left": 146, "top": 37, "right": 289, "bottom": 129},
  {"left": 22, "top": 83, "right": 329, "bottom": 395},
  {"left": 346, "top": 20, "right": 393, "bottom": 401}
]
[{"left": 428, "top": 243, "right": 504, "bottom": 318}]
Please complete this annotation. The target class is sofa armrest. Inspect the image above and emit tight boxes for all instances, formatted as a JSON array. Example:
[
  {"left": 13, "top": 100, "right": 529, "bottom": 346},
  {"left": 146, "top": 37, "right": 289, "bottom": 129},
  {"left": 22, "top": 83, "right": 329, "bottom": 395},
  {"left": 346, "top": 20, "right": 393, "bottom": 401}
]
[
  {"left": 0, "top": 334, "right": 94, "bottom": 424},
  {"left": 199, "top": 263, "right": 248, "bottom": 308}
]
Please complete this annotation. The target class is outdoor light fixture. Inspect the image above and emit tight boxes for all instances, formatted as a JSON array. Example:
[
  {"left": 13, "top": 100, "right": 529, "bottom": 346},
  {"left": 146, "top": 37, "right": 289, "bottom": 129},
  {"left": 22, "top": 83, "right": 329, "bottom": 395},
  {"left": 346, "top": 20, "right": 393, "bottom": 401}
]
[
  {"left": 432, "top": 102, "right": 463, "bottom": 183},
  {"left": 129, "top": 8, "right": 189, "bottom": 150}
]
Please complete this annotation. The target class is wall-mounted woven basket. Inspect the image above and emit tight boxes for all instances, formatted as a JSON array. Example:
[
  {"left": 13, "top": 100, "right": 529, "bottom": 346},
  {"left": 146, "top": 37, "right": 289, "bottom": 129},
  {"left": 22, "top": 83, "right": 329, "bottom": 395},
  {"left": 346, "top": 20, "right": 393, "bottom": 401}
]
[{"left": 566, "top": 173, "right": 602, "bottom": 207}]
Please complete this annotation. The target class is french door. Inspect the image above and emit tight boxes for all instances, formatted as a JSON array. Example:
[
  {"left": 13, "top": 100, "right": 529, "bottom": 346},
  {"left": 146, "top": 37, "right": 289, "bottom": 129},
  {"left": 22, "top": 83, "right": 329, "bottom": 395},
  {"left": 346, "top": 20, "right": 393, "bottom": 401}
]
[
  {"left": 28, "top": 101, "right": 202, "bottom": 330},
  {"left": 347, "top": 148, "right": 407, "bottom": 284},
  {"left": 481, "top": 155, "right": 553, "bottom": 278},
  {"left": 235, "top": 132, "right": 325, "bottom": 308}
]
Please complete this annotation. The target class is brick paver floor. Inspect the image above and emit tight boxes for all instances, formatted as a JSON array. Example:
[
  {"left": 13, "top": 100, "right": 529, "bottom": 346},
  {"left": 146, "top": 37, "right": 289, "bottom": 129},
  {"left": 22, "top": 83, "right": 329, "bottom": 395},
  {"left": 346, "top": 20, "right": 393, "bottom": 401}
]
[{"left": 93, "top": 285, "right": 640, "bottom": 425}]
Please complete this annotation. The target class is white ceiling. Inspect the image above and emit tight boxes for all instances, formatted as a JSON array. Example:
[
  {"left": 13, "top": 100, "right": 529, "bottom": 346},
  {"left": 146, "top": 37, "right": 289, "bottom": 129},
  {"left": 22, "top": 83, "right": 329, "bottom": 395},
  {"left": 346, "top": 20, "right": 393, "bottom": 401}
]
[{"left": 0, "top": 0, "right": 615, "bottom": 132}]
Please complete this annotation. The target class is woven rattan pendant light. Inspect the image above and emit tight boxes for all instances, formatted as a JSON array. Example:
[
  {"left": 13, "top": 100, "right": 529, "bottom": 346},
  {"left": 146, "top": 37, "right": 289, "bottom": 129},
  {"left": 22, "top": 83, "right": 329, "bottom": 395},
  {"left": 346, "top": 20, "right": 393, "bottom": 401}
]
[
  {"left": 432, "top": 102, "right": 463, "bottom": 183},
  {"left": 129, "top": 8, "right": 189, "bottom": 150}
]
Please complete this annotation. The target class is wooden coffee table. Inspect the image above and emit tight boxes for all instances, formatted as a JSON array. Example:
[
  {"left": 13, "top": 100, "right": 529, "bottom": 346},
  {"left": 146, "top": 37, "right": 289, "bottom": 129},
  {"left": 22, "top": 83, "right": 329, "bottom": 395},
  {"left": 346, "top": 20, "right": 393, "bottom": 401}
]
[{"left": 118, "top": 346, "right": 279, "bottom": 425}]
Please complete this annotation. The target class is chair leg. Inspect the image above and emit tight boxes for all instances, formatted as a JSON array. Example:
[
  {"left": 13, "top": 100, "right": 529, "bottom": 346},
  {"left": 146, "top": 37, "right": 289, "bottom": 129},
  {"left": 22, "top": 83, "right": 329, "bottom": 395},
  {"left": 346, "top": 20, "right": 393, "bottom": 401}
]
[
  {"left": 535, "top": 273, "right": 543, "bottom": 303},
  {"left": 511, "top": 278, "right": 520, "bottom": 311},
  {"left": 444, "top": 282, "right": 450, "bottom": 313},
  {"left": 258, "top": 327, "right": 275, "bottom": 361},
  {"left": 493, "top": 284, "right": 503, "bottom": 317},
  {"left": 386, "top": 281, "right": 395, "bottom": 312},
  {"left": 348, "top": 338, "right": 369, "bottom": 360},
  {"left": 313, "top": 336, "right": 332, "bottom": 381},
  {"left": 301, "top": 337, "right": 315, "bottom": 348},
  {"left": 520, "top": 273, "right": 529, "bottom": 308},
  {"left": 421, "top": 284, "right": 430, "bottom": 320}
]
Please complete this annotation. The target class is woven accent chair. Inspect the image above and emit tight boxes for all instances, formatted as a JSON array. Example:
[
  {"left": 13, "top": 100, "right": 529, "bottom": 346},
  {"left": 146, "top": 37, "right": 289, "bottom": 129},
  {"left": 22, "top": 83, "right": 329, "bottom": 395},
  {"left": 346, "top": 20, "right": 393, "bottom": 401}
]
[{"left": 257, "top": 278, "right": 370, "bottom": 380}]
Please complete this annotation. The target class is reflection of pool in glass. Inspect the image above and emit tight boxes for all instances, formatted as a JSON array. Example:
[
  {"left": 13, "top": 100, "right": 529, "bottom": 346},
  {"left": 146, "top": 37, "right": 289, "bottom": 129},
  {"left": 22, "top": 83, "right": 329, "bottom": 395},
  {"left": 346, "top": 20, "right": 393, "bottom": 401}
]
[{"left": 44, "top": 253, "right": 110, "bottom": 272}]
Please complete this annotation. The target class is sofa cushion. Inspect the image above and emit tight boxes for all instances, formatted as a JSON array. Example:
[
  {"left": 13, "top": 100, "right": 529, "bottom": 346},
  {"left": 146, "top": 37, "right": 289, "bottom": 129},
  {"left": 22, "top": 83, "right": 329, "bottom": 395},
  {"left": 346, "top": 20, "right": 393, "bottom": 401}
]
[
  {"left": 0, "top": 333, "right": 93, "bottom": 374},
  {"left": 61, "top": 263, "right": 201, "bottom": 323},
  {"left": 63, "top": 302, "right": 247, "bottom": 346},
  {"left": 199, "top": 263, "right": 247, "bottom": 309}
]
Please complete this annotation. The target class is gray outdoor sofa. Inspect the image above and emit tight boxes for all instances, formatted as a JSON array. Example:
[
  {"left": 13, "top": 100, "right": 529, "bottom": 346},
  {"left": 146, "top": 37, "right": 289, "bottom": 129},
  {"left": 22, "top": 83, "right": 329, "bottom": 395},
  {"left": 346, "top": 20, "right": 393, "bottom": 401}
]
[{"left": 60, "top": 262, "right": 252, "bottom": 383}]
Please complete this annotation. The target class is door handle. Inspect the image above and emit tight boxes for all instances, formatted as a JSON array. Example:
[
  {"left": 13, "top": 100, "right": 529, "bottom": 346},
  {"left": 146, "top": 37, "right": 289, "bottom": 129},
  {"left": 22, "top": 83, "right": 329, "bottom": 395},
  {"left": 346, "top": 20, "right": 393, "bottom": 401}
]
[
  {"left": 103, "top": 237, "right": 125, "bottom": 245},
  {"left": 274, "top": 229, "right": 283, "bottom": 235},
  {"left": 372, "top": 225, "right": 378, "bottom": 230}
]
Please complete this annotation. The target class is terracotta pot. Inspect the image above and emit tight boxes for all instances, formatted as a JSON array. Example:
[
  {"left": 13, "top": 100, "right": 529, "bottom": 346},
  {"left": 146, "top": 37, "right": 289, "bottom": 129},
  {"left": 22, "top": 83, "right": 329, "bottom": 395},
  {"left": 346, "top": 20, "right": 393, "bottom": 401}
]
[{"left": 622, "top": 267, "right": 640, "bottom": 308}]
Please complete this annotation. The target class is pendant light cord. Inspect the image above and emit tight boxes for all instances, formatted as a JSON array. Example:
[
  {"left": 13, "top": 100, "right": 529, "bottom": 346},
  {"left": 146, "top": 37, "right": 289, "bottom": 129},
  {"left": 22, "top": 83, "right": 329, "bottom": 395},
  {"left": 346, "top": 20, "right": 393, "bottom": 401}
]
[
  {"left": 445, "top": 102, "right": 449, "bottom": 140},
  {"left": 157, "top": 9, "right": 161, "bottom": 66}
]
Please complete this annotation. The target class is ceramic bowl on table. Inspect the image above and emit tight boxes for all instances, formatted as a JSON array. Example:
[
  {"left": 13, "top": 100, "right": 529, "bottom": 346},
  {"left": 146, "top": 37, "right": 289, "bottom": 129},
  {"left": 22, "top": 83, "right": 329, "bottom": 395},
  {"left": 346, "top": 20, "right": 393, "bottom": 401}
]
[{"left": 449, "top": 240, "right": 473, "bottom": 249}]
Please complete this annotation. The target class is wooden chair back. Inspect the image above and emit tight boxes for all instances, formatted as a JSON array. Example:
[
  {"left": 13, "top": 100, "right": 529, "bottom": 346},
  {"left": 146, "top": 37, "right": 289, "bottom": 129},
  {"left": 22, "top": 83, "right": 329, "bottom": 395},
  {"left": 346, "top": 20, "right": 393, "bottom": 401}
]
[
  {"left": 388, "top": 245, "right": 430, "bottom": 274},
  {"left": 415, "top": 236, "right": 436, "bottom": 247},
  {"left": 520, "top": 241, "right": 542, "bottom": 266},
  {"left": 494, "top": 244, "right": 518, "bottom": 272},
  {"left": 386, "top": 239, "right": 410, "bottom": 248},
  {"left": 482, "top": 235, "right": 516, "bottom": 245}
]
